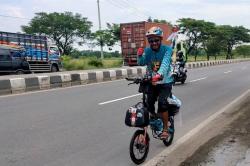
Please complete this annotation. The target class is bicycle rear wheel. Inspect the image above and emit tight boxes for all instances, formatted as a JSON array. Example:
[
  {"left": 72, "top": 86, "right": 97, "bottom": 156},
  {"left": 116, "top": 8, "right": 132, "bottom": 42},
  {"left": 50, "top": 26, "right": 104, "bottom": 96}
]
[{"left": 129, "top": 129, "right": 150, "bottom": 165}]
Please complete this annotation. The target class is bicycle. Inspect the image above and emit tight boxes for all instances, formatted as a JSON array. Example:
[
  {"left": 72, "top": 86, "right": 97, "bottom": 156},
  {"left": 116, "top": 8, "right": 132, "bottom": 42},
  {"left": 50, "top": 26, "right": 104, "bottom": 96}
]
[{"left": 125, "top": 75, "right": 181, "bottom": 165}]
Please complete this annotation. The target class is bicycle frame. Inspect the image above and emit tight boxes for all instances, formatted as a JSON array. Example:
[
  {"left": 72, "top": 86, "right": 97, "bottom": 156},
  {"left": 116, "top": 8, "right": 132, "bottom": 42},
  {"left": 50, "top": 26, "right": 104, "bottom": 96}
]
[{"left": 126, "top": 76, "right": 176, "bottom": 164}]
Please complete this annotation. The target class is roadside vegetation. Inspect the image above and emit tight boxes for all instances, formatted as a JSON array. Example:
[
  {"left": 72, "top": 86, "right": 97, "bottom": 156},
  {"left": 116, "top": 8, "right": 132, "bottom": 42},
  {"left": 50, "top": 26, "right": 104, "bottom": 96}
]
[
  {"left": 187, "top": 45, "right": 250, "bottom": 62},
  {"left": 62, "top": 56, "right": 123, "bottom": 70},
  {"left": 21, "top": 12, "right": 250, "bottom": 70},
  {"left": 62, "top": 48, "right": 250, "bottom": 70},
  {"left": 61, "top": 50, "right": 123, "bottom": 70}
]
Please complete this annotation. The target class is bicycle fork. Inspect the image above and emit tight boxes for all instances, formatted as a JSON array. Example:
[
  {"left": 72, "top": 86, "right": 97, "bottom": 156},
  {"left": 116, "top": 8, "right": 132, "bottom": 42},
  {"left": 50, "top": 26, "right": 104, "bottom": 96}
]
[{"left": 138, "top": 127, "right": 148, "bottom": 144}]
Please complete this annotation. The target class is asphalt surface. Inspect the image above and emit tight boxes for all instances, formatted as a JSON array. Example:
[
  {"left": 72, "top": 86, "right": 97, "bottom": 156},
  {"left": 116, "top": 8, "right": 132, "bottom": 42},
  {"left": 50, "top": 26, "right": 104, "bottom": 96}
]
[
  {"left": 0, "top": 62, "right": 250, "bottom": 166},
  {"left": 180, "top": 96, "right": 250, "bottom": 166}
]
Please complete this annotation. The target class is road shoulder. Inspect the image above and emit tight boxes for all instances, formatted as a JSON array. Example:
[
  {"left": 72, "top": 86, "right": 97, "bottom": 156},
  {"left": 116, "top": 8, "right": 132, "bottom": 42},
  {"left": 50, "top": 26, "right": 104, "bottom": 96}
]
[
  {"left": 144, "top": 90, "right": 250, "bottom": 166},
  {"left": 180, "top": 96, "right": 250, "bottom": 166}
]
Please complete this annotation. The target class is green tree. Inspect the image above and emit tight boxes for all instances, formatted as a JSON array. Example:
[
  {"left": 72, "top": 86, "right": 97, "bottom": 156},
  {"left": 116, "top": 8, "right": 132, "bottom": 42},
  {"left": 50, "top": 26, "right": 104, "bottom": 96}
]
[
  {"left": 93, "top": 23, "right": 120, "bottom": 50},
  {"left": 178, "top": 18, "right": 199, "bottom": 57},
  {"left": 198, "top": 21, "right": 216, "bottom": 61},
  {"left": 22, "top": 12, "right": 92, "bottom": 55},
  {"left": 217, "top": 25, "right": 250, "bottom": 59},
  {"left": 147, "top": 17, "right": 153, "bottom": 22},
  {"left": 204, "top": 26, "right": 228, "bottom": 60},
  {"left": 234, "top": 45, "right": 250, "bottom": 58},
  {"left": 106, "top": 23, "right": 120, "bottom": 44},
  {"left": 205, "top": 37, "right": 223, "bottom": 60},
  {"left": 147, "top": 17, "right": 172, "bottom": 25},
  {"left": 152, "top": 19, "right": 166, "bottom": 24},
  {"left": 177, "top": 18, "right": 216, "bottom": 61}
]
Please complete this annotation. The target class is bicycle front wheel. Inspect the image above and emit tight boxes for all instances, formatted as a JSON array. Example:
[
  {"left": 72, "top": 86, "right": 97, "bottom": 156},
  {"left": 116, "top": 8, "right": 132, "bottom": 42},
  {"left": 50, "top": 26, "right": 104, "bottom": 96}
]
[
  {"left": 163, "top": 117, "right": 175, "bottom": 146},
  {"left": 129, "top": 129, "right": 150, "bottom": 165},
  {"left": 162, "top": 129, "right": 174, "bottom": 146}
]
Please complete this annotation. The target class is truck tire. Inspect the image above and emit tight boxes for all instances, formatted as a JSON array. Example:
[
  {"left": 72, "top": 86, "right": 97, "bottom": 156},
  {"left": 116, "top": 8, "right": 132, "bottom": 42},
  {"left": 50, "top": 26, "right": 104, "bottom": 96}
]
[
  {"left": 51, "top": 65, "right": 58, "bottom": 72},
  {"left": 16, "top": 70, "right": 24, "bottom": 75}
]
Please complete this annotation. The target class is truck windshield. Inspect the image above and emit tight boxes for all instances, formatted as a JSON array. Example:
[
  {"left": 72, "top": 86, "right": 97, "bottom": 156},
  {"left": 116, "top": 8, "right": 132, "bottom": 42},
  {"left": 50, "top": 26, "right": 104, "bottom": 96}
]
[{"left": 49, "top": 46, "right": 60, "bottom": 56}]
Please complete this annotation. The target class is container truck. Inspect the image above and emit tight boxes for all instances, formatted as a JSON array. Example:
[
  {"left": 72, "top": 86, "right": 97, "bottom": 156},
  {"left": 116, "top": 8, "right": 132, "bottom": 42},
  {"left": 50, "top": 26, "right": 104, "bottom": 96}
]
[
  {"left": 120, "top": 21, "right": 172, "bottom": 66},
  {"left": 0, "top": 31, "right": 62, "bottom": 74}
]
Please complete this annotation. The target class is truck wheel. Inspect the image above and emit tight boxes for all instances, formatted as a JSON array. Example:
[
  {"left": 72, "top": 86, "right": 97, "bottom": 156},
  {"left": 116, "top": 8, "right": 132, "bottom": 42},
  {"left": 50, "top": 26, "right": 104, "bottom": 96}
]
[
  {"left": 16, "top": 70, "right": 24, "bottom": 75},
  {"left": 51, "top": 65, "right": 58, "bottom": 72}
]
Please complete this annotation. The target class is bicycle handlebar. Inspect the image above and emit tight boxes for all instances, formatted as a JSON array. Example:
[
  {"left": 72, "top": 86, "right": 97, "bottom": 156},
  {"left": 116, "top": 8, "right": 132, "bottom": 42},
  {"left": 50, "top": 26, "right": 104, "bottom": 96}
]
[
  {"left": 126, "top": 75, "right": 152, "bottom": 85},
  {"left": 125, "top": 77, "right": 137, "bottom": 81},
  {"left": 126, "top": 73, "right": 164, "bottom": 86}
]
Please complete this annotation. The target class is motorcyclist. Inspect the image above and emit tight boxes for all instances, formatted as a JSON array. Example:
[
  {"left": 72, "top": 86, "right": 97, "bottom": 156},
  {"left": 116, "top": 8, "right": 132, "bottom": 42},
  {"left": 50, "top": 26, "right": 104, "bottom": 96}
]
[
  {"left": 137, "top": 27, "right": 173, "bottom": 139},
  {"left": 176, "top": 50, "right": 185, "bottom": 68}
]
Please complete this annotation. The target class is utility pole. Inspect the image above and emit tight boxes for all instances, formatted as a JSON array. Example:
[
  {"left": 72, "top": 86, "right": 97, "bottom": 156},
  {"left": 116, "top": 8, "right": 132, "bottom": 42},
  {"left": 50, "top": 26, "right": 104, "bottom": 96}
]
[{"left": 97, "top": 0, "right": 104, "bottom": 59}]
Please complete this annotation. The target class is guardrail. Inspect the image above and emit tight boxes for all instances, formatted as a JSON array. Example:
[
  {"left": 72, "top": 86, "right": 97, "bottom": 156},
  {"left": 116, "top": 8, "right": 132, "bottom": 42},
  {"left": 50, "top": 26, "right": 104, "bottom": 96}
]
[{"left": 0, "top": 58, "right": 249, "bottom": 95}]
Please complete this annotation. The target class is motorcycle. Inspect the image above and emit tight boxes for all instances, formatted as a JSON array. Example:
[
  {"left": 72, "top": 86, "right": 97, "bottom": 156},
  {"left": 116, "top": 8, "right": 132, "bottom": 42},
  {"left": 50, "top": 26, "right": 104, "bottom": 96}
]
[
  {"left": 125, "top": 75, "right": 181, "bottom": 165},
  {"left": 172, "top": 61, "right": 187, "bottom": 84}
]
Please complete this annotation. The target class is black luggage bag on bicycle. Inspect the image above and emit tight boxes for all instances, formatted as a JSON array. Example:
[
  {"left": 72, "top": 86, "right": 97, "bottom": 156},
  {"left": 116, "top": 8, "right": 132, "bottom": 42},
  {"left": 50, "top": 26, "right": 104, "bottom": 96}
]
[{"left": 125, "top": 102, "right": 149, "bottom": 127}]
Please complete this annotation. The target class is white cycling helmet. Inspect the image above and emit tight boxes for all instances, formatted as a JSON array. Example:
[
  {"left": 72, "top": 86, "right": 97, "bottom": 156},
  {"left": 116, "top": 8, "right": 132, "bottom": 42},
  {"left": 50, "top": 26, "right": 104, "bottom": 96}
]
[{"left": 146, "top": 27, "right": 163, "bottom": 38}]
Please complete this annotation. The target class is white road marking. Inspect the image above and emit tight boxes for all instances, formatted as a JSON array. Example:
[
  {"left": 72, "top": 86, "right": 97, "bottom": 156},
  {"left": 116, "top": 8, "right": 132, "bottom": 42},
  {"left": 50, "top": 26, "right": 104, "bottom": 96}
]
[
  {"left": 98, "top": 93, "right": 142, "bottom": 105},
  {"left": 100, "top": 77, "right": 207, "bottom": 105},
  {"left": 224, "top": 70, "right": 232, "bottom": 74},
  {"left": 189, "top": 77, "right": 207, "bottom": 83}
]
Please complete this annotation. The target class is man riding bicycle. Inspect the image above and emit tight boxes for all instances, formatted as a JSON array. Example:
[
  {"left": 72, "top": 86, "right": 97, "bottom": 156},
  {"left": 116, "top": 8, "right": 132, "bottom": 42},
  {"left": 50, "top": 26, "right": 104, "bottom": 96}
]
[{"left": 137, "top": 27, "right": 174, "bottom": 139}]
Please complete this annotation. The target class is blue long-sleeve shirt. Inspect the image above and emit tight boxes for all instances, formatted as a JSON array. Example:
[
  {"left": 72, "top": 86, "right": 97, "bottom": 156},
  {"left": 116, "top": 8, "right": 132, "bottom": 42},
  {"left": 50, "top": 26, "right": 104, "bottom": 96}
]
[{"left": 138, "top": 45, "right": 173, "bottom": 84}]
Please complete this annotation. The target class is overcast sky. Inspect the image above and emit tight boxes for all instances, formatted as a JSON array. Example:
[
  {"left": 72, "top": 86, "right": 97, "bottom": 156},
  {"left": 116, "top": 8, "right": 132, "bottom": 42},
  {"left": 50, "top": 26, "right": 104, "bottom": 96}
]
[{"left": 1, "top": 0, "right": 250, "bottom": 33}]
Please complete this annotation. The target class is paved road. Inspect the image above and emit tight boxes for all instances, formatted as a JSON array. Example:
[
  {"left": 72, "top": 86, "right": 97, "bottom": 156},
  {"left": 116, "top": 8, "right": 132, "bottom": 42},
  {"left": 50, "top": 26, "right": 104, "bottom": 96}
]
[
  {"left": 180, "top": 95, "right": 250, "bottom": 166},
  {"left": 0, "top": 62, "right": 250, "bottom": 166}
]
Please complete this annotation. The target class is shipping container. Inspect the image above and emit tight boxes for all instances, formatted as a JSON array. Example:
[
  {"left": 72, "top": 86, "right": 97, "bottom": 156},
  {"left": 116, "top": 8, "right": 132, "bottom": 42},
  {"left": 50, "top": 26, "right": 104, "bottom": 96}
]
[{"left": 120, "top": 21, "right": 172, "bottom": 66}]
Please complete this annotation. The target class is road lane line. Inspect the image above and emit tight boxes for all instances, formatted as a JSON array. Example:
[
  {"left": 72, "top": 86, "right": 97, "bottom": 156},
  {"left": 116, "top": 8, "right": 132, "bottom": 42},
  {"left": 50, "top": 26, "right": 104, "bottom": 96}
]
[
  {"left": 224, "top": 70, "right": 232, "bottom": 74},
  {"left": 98, "top": 93, "right": 142, "bottom": 105},
  {"left": 99, "top": 76, "right": 208, "bottom": 105},
  {"left": 189, "top": 77, "right": 207, "bottom": 83}
]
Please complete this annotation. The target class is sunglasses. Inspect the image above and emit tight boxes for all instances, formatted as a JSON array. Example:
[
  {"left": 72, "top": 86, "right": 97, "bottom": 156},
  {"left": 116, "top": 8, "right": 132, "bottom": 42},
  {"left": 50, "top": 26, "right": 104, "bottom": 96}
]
[{"left": 148, "top": 38, "right": 160, "bottom": 43}]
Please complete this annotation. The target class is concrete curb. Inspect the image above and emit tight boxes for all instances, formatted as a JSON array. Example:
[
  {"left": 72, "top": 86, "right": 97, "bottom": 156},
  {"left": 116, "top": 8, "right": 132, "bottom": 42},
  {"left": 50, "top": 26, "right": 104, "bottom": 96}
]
[
  {"left": 37, "top": 76, "right": 50, "bottom": 89},
  {"left": 0, "top": 58, "right": 249, "bottom": 95},
  {"left": 10, "top": 78, "right": 26, "bottom": 94},
  {"left": 186, "top": 59, "right": 249, "bottom": 69}
]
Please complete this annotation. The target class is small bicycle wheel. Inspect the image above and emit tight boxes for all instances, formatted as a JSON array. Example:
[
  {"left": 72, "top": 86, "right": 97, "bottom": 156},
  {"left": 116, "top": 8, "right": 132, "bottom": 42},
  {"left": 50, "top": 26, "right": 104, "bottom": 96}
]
[
  {"left": 162, "top": 130, "right": 174, "bottom": 146},
  {"left": 163, "top": 118, "right": 175, "bottom": 146},
  {"left": 129, "top": 129, "right": 150, "bottom": 165}
]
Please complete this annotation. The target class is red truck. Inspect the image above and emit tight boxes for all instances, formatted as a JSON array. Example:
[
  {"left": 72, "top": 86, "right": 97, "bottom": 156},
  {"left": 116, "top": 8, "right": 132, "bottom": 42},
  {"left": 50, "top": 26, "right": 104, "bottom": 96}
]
[{"left": 120, "top": 21, "right": 172, "bottom": 66}]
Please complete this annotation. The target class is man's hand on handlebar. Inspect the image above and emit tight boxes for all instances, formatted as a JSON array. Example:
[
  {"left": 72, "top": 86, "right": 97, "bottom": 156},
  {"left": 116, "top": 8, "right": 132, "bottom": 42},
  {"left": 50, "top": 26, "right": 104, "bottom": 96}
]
[
  {"left": 126, "top": 74, "right": 162, "bottom": 86},
  {"left": 152, "top": 73, "right": 163, "bottom": 85}
]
